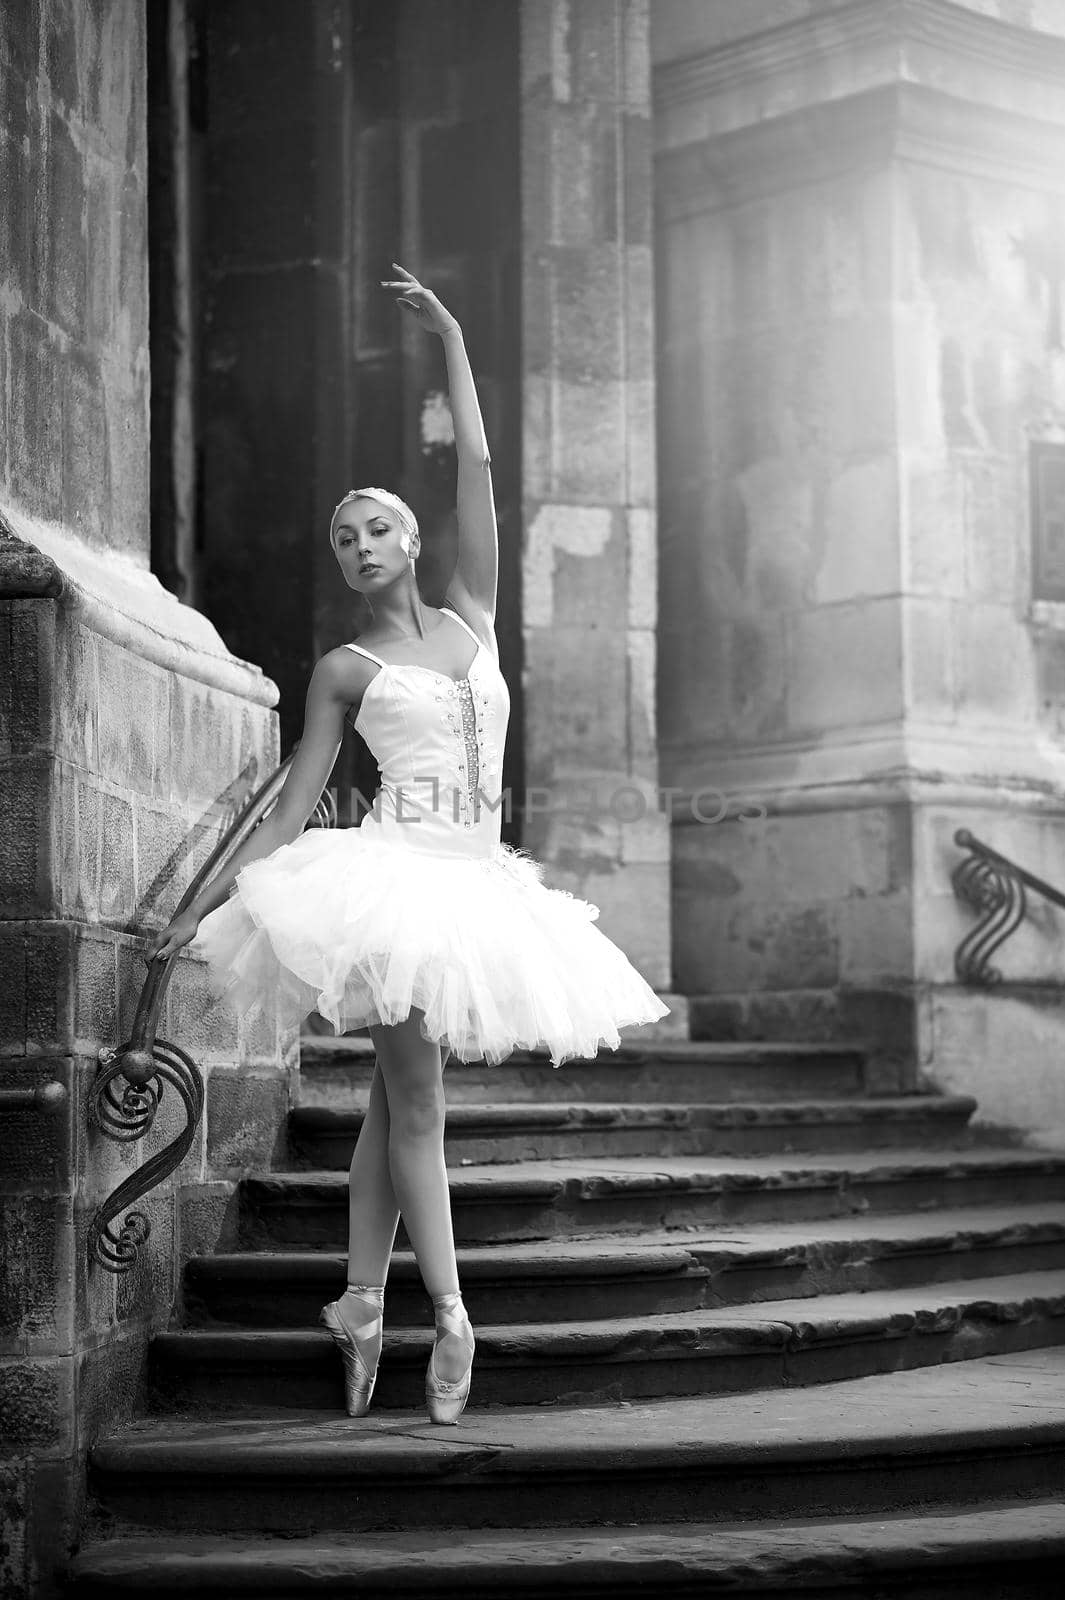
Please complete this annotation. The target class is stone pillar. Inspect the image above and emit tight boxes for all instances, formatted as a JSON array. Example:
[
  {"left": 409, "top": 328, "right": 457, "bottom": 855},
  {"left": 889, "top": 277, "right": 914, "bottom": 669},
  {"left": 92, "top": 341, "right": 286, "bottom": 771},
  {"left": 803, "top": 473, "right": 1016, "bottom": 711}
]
[
  {"left": 654, "top": 0, "right": 1065, "bottom": 1126},
  {"left": 520, "top": 0, "right": 676, "bottom": 1004},
  {"left": 0, "top": 5, "right": 285, "bottom": 1594}
]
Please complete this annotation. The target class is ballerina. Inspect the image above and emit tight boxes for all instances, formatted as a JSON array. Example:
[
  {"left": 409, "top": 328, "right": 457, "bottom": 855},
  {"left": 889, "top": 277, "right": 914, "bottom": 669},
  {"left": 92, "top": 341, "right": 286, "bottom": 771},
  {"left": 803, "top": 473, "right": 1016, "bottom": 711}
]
[{"left": 144, "top": 264, "right": 670, "bottom": 1425}]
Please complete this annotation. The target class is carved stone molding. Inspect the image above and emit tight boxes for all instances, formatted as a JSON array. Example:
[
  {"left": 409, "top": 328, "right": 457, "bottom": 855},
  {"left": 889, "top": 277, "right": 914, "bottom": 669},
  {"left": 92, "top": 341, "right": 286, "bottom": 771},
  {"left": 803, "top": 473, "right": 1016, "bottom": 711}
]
[{"left": 655, "top": 81, "right": 1065, "bottom": 219}]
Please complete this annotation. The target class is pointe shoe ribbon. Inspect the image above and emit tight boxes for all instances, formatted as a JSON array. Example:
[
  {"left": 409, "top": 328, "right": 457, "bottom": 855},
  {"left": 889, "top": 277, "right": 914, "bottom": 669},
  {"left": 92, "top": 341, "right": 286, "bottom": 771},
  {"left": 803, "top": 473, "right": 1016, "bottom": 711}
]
[{"left": 319, "top": 1296, "right": 383, "bottom": 1418}]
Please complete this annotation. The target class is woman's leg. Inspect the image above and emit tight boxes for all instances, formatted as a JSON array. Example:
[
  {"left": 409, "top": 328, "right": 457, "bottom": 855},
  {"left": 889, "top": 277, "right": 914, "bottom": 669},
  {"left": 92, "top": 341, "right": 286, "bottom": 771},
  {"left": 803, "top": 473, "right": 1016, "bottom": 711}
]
[
  {"left": 327, "top": 1060, "right": 399, "bottom": 1381},
  {"left": 346, "top": 1061, "right": 400, "bottom": 1285},
  {"left": 370, "top": 1009, "right": 472, "bottom": 1383}
]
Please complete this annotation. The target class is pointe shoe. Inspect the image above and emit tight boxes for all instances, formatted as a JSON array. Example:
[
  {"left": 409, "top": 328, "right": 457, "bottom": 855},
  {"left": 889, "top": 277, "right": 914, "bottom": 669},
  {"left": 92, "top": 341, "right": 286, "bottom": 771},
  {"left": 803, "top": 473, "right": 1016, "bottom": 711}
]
[
  {"left": 319, "top": 1284, "right": 384, "bottom": 1418},
  {"left": 426, "top": 1291, "right": 475, "bottom": 1426}
]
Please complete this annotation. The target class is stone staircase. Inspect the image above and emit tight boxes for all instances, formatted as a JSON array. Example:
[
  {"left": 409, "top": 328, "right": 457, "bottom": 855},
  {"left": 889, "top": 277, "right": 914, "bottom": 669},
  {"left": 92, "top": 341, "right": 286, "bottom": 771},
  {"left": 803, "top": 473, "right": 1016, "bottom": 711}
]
[{"left": 69, "top": 1034, "right": 1065, "bottom": 1596}]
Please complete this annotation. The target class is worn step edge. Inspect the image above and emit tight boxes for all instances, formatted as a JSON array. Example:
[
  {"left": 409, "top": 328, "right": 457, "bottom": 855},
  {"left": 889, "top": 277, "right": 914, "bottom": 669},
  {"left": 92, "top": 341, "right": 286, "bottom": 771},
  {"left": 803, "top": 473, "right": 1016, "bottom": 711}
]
[
  {"left": 90, "top": 1349, "right": 1065, "bottom": 1481},
  {"left": 188, "top": 1205, "right": 1065, "bottom": 1287},
  {"left": 298, "top": 1037, "right": 870, "bottom": 1067},
  {"left": 66, "top": 1502, "right": 1065, "bottom": 1595},
  {"left": 156, "top": 1269, "right": 1065, "bottom": 1368},
  {"left": 290, "top": 1096, "right": 978, "bottom": 1134},
  {"left": 246, "top": 1147, "right": 1065, "bottom": 1206}
]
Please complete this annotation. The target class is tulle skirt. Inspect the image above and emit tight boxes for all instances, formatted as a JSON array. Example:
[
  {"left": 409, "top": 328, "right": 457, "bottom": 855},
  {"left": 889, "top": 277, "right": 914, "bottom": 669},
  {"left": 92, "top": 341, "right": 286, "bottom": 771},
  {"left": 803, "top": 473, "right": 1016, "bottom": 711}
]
[{"left": 191, "top": 827, "right": 670, "bottom": 1067}]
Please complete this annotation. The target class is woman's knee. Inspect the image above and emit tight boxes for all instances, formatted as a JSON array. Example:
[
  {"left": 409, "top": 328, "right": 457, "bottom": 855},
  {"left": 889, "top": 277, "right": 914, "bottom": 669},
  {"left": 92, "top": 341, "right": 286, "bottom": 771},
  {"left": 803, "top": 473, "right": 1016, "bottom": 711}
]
[
  {"left": 388, "top": 1078, "right": 445, "bottom": 1142},
  {"left": 372, "top": 1014, "right": 446, "bottom": 1142}
]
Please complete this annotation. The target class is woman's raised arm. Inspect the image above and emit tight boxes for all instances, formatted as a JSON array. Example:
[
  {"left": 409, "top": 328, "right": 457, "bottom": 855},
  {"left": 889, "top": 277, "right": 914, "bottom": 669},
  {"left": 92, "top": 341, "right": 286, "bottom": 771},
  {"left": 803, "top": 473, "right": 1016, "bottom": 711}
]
[{"left": 383, "top": 264, "right": 499, "bottom": 625}]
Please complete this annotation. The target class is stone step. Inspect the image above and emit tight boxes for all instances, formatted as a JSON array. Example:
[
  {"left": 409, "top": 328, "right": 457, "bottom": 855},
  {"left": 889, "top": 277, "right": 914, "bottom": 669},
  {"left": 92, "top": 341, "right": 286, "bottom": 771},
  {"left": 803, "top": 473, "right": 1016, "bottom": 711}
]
[
  {"left": 287, "top": 1094, "right": 977, "bottom": 1166},
  {"left": 240, "top": 1148, "right": 1065, "bottom": 1249},
  {"left": 183, "top": 1205, "right": 1065, "bottom": 1328},
  {"left": 297, "top": 1035, "right": 870, "bottom": 1107},
  {"left": 85, "top": 1349, "right": 1065, "bottom": 1536},
  {"left": 151, "top": 1270, "right": 1065, "bottom": 1410},
  {"left": 66, "top": 1501, "right": 1065, "bottom": 1599}
]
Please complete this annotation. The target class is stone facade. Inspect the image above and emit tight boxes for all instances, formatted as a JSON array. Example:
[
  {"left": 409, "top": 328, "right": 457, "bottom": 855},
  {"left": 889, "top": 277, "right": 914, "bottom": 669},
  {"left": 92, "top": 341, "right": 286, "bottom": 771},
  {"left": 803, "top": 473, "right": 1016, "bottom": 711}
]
[
  {"left": 654, "top": 0, "right": 1065, "bottom": 1128},
  {"left": 0, "top": 6, "right": 287, "bottom": 1597}
]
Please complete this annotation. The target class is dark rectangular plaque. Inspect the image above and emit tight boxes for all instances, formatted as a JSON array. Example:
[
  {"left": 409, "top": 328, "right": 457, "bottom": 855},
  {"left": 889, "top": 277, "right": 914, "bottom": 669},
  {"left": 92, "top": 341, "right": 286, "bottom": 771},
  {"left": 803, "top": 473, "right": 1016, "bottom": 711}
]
[{"left": 1031, "top": 440, "right": 1065, "bottom": 601}]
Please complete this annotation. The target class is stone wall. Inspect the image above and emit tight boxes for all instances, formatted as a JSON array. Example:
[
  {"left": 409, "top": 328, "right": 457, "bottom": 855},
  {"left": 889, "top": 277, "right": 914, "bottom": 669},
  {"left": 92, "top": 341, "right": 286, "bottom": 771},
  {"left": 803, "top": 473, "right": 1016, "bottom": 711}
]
[
  {"left": 0, "top": 0, "right": 149, "bottom": 560},
  {"left": 653, "top": 0, "right": 1065, "bottom": 1126},
  {"left": 0, "top": 5, "right": 287, "bottom": 1596}
]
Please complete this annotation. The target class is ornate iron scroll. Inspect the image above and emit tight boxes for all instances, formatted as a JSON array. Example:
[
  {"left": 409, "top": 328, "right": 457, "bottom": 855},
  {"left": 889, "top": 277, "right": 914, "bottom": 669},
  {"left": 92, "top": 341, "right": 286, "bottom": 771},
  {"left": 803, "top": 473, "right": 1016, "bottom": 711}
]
[
  {"left": 951, "top": 827, "right": 1065, "bottom": 987},
  {"left": 88, "top": 752, "right": 336, "bottom": 1272}
]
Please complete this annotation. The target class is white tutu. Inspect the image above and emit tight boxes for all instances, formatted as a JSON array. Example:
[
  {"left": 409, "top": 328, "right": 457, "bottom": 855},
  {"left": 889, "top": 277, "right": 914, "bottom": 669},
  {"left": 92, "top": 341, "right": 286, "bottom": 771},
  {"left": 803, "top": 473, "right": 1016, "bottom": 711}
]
[{"left": 191, "top": 826, "right": 670, "bottom": 1067}]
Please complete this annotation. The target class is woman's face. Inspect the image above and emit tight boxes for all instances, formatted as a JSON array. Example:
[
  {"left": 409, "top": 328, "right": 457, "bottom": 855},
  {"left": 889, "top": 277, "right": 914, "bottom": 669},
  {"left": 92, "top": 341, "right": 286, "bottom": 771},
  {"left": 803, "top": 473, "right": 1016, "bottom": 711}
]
[{"left": 332, "top": 497, "right": 417, "bottom": 591}]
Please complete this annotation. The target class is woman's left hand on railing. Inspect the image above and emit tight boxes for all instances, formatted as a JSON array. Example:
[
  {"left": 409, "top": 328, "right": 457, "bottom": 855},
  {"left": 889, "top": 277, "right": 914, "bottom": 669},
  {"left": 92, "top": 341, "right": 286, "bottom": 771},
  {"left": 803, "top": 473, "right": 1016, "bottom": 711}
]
[{"left": 143, "top": 909, "right": 202, "bottom": 966}]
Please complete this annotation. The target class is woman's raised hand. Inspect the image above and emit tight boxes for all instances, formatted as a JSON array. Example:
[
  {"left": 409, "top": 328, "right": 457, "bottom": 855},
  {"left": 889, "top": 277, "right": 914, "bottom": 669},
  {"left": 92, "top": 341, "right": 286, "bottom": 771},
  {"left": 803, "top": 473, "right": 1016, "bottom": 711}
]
[{"left": 381, "top": 263, "right": 460, "bottom": 337}]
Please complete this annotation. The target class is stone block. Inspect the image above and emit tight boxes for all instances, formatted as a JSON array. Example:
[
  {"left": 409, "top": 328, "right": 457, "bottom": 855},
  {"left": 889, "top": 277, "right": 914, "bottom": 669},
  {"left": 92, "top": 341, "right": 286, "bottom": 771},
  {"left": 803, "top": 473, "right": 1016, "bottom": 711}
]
[
  {"left": 71, "top": 771, "right": 101, "bottom": 920},
  {"left": 8, "top": 313, "right": 64, "bottom": 519},
  {"left": 51, "top": 616, "right": 97, "bottom": 770},
  {"left": 521, "top": 375, "right": 553, "bottom": 500},
  {"left": 206, "top": 1071, "right": 287, "bottom": 1173},
  {"left": 963, "top": 455, "right": 1021, "bottom": 601},
  {"left": 902, "top": 460, "right": 967, "bottom": 597},
  {"left": 727, "top": 611, "right": 788, "bottom": 741},
  {"left": 622, "top": 112, "right": 651, "bottom": 244},
  {"left": 0, "top": 1458, "right": 28, "bottom": 1599},
  {"left": 133, "top": 802, "right": 193, "bottom": 926},
  {"left": 72, "top": 1333, "right": 145, "bottom": 1462},
  {"left": 927, "top": 987, "right": 1065, "bottom": 1145},
  {"left": 163, "top": 954, "right": 239, "bottom": 1062},
  {"left": 625, "top": 377, "right": 656, "bottom": 507},
  {"left": 98, "top": 791, "right": 135, "bottom": 927},
  {"left": 786, "top": 598, "right": 903, "bottom": 734},
  {"left": 72, "top": 932, "right": 117, "bottom": 1053},
  {"left": 903, "top": 597, "right": 955, "bottom": 717},
  {"left": 541, "top": 506, "right": 629, "bottom": 630},
  {"left": 0, "top": 1058, "right": 73, "bottom": 1197},
  {"left": 955, "top": 601, "right": 1031, "bottom": 724},
  {"left": 24, "top": 932, "right": 72, "bottom": 1055},
  {"left": 552, "top": 379, "right": 627, "bottom": 501},
  {"left": 838, "top": 892, "right": 914, "bottom": 985},
  {"left": 548, "top": 104, "right": 617, "bottom": 247},
  {"left": 548, "top": 245, "right": 625, "bottom": 383},
  {"left": 0, "top": 1197, "right": 64, "bottom": 1348},
  {"left": 40, "top": 109, "right": 87, "bottom": 340},
  {"left": 811, "top": 456, "right": 899, "bottom": 605},
  {"left": 524, "top": 621, "right": 629, "bottom": 777},
  {"left": 523, "top": 503, "right": 614, "bottom": 628},
  {"left": 2, "top": 603, "right": 54, "bottom": 754},
  {"left": 626, "top": 628, "right": 658, "bottom": 773},
  {"left": 95, "top": 636, "right": 168, "bottom": 800},
  {"left": 626, "top": 509, "right": 657, "bottom": 629},
  {"left": 167, "top": 678, "right": 246, "bottom": 810},
  {"left": 0, "top": 1358, "right": 70, "bottom": 1458},
  {"left": 0, "top": 755, "right": 50, "bottom": 916}
]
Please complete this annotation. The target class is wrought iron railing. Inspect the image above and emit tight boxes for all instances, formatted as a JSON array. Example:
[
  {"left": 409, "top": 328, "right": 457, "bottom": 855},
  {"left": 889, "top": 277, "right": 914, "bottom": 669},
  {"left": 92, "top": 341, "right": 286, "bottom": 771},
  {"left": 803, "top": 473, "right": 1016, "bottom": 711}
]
[
  {"left": 0, "top": 1082, "right": 68, "bottom": 1112},
  {"left": 87, "top": 752, "right": 336, "bottom": 1273},
  {"left": 952, "top": 827, "right": 1065, "bottom": 986}
]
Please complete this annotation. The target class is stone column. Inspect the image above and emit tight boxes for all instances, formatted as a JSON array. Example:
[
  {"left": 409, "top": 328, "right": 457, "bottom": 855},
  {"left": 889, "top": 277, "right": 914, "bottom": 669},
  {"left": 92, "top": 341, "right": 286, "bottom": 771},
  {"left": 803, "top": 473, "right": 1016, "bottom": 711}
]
[
  {"left": 520, "top": 0, "right": 676, "bottom": 1006},
  {"left": 654, "top": 0, "right": 1065, "bottom": 1125}
]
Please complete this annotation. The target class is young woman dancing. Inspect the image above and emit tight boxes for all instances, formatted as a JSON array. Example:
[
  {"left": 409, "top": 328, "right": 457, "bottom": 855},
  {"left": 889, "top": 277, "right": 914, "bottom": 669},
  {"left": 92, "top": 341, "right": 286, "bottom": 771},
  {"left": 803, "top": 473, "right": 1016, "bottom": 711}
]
[{"left": 145, "top": 265, "right": 670, "bottom": 1425}]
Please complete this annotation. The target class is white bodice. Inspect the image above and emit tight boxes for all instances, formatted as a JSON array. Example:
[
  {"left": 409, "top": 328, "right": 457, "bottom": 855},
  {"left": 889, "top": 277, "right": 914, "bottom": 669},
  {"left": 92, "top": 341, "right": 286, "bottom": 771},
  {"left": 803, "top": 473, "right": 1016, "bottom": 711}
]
[{"left": 346, "top": 607, "right": 510, "bottom": 860}]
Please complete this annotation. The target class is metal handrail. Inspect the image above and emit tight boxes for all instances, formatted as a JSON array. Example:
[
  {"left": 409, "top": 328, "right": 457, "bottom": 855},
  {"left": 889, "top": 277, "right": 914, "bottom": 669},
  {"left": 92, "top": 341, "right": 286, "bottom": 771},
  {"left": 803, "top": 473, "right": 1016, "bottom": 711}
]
[
  {"left": 0, "top": 1082, "right": 68, "bottom": 1112},
  {"left": 951, "top": 827, "right": 1065, "bottom": 986},
  {"left": 87, "top": 748, "right": 337, "bottom": 1273}
]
